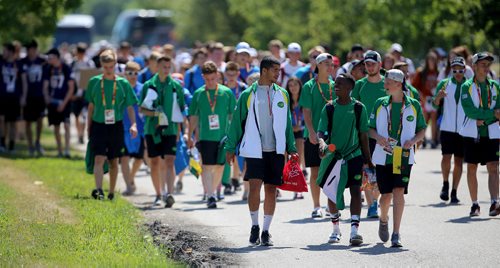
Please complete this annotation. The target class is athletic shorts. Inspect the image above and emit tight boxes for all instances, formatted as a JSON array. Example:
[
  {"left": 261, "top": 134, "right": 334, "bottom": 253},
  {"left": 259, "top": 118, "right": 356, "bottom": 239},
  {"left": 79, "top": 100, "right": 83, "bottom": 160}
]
[
  {"left": 304, "top": 138, "right": 321, "bottom": 167},
  {"left": 244, "top": 152, "right": 285, "bottom": 185},
  {"left": 463, "top": 137, "right": 499, "bottom": 165},
  {"left": 0, "top": 95, "right": 21, "bottom": 122},
  {"left": 293, "top": 130, "right": 304, "bottom": 139},
  {"left": 145, "top": 134, "right": 177, "bottom": 158},
  {"left": 47, "top": 103, "right": 71, "bottom": 126},
  {"left": 123, "top": 136, "right": 145, "bottom": 159},
  {"left": 440, "top": 131, "right": 464, "bottom": 157},
  {"left": 23, "top": 97, "right": 46, "bottom": 122},
  {"left": 196, "top": 140, "right": 222, "bottom": 166},
  {"left": 90, "top": 121, "right": 125, "bottom": 160},
  {"left": 344, "top": 156, "right": 364, "bottom": 188},
  {"left": 376, "top": 164, "right": 413, "bottom": 194},
  {"left": 72, "top": 98, "right": 87, "bottom": 116}
]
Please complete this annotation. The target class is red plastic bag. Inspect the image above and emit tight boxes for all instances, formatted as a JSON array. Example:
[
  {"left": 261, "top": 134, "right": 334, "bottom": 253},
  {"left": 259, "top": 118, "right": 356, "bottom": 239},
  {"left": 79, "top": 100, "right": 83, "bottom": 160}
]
[{"left": 279, "top": 157, "right": 308, "bottom": 192}]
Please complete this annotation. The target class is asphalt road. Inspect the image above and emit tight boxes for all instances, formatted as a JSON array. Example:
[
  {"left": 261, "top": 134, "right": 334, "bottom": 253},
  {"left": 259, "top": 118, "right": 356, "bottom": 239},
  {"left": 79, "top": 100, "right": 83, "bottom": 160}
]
[{"left": 117, "top": 148, "right": 500, "bottom": 267}]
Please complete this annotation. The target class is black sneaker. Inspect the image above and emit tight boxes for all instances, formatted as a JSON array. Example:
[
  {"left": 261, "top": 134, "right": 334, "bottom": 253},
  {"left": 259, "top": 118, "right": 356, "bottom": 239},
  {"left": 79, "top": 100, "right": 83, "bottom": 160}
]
[
  {"left": 489, "top": 202, "right": 500, "bottom": 217},
  {"left": 91, "top": 189, "right": 99, "bottom": 199},
  {"left": 249, "top": 225, "right": 260, "bottom": 246},
  {"left": 207, "top": 196, "right": 217, "bottom": 209},
  {"left": 440, "top": 184, "right": 449, "bottom": 201},
  {"left": 261, "top": 231, "right": 273, "bottom": 246},
  {"left": 164, "top": 194, "right": 175, "bottom": 208},
  {"left": 470, "top": 204, "right": 480, "bottom": 217},
  {"left": 450, "top": 190, "right": 460, "bottom": 204},
  {"left": 107, "top": 193, "right": 114, "bottom": 201},
  {"left": 223, "top": 184, "right": 233, "bottom": 195},
  {"left": 232, "top": 178, "right": 241, "bottom": 192},
  {"left": 391, "top": 233, "right": 402, "bottom": 248}
]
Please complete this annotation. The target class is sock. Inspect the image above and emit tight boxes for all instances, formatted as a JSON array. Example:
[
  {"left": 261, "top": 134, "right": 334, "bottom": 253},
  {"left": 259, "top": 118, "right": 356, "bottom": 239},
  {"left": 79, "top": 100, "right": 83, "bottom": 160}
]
[
  {"left": 250, "top": 210, "right": 259, "bottom": 226},
  {"left": 351, "top": 215, "right": 360, "bottom": 236},
  {"left": 331, "top": 213, "right": 340, "bottom": 233},
  {"left": 451, "top": 189, "right": 457, "bottom": 197},
  {"left": 443, "top": 181, "right": 449, "bottom": 190},
  {"left": 492, "top": 199, "right": 497, "bottom": 205},
  {"left": 263, "top": 215, "right": 273, "bottom": 231},
  {"left": 472, "top": 201, "right": 478, "bottom": 205}
]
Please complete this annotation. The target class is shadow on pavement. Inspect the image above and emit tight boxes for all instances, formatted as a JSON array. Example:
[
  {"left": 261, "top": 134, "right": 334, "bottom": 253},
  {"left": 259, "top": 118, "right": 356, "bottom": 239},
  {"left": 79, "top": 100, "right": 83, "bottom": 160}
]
[
  {"left": 180, "top": 207, "right": 226, "bottom": 212},
  {"left": 420, "top": 202, "right": 452, "bottom": 208},
  {"left": 301, "top": 243, "right": 341, "bottom": 251},
  {"left": 210, "top": 246, "right": 293, "bottom": 254},
  {"left": 286, "top": 217, "right": 329, "bottom": 224},
  {"left": 446, "top": 216, "right": 492, "bottom": 224},
  {"left": 354, "top": 243, "right": 409, "bottom": 255},
  {"left": 225, "top": 199, "right": 248, "bottom": 205}
]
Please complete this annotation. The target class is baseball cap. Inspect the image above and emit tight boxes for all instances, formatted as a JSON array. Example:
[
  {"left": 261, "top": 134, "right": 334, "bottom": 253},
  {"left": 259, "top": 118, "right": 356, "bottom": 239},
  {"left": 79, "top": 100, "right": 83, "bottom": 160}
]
[
  {"left": 450, "top": 57, "right": 466, "bottom": 67},
  {"left": 287, "top": 42, "right": 301, "bottom": 53},
  {"left": 46, "top": 48, "right": 60, "bottom": 58},
  {"left": 351, "top": 44, "right": 364, "bottom": 53},
  {"left": 390, "top": 43, "right": 403, "bottom": 53},
  {"left": 314, "top": 53, "right": 333, "bottom": 73},
  {"left": 236, "top": 42, "right": 251, "bottom": 55},
  {"left": 385, "top": 69, "right": 405, "bottom": 83},
  {"left": 472, "top": 52, "right": 494, "bottom": 64},
  {"left": 364, "top": 50, "right": 381, "bottom": 63}
]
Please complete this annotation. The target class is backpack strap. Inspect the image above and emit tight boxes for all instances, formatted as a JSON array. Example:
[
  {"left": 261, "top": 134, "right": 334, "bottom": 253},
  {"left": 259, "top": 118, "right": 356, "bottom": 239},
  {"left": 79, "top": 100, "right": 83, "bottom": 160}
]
[
  {"left": 353, "top": 100, "right": 363, "bottom": 132},
  {"left": 325, "top": 102, "right": 335, "bottom": 143}
]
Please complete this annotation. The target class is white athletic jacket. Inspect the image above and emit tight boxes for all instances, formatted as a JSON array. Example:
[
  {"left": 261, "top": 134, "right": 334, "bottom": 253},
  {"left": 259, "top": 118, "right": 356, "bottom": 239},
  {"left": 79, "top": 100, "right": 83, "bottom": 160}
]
[{"left": 437, "top": 78, "right": 466, "bottom": 133}]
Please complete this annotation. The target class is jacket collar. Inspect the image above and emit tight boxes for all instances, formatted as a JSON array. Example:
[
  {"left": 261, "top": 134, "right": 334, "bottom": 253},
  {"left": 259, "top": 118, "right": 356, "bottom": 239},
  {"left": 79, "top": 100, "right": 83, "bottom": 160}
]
[
  {"left": 380, "top": 94, "right": 411, "bottom": 108},
  {"left": 249, "top": 82, "right": 278, "bottom": 92}
]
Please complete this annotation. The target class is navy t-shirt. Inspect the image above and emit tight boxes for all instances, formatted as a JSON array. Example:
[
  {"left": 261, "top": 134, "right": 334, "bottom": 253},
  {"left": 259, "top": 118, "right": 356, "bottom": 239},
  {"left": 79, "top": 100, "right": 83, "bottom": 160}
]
[
  {"left": 20, "top": 56, "right": 46, "bottom": 98},
  {"left": 43, "top": 63, "right": 74, "bottom": 101},
  {"left": 0, "top": 59, "right": 24, "bottom": 97}
]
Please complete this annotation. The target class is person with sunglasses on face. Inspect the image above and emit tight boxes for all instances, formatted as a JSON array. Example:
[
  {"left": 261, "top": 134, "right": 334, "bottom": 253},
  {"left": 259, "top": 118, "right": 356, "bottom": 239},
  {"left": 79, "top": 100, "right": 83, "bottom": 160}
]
[
  {"left": 86, "top": 49, "right": 138, "bottom": 200},
  {"left": 459, "top": 52, "right": 500, "bottom": 217},
  {"left": 432, "top": 57, "right": 467, "bottom": 204},
  {"left": 120, "top": 61, "right": 146, "bottom": 195}
]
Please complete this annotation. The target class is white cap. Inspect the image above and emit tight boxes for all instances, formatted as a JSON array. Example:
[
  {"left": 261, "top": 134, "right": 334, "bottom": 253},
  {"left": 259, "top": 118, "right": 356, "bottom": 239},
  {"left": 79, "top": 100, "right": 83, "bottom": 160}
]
[
  {"left": 390, "top": 43, "right": 403, "bottom": 53},
  {"left": 236, "top": 42, "right": 251, "bottom": 55},
  {"left": 385, "top": 69, "right": 405, "bottom": 83},
  {"left": 248, "top": 47, "right": 257, "bottom": 58},
  {"left": 287, "top": 42, "right": 301, "bottom": 53}
]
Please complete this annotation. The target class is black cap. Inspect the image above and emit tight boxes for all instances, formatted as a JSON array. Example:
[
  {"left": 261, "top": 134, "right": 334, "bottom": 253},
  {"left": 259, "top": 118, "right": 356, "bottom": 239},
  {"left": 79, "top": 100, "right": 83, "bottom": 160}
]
[
  {"left": 46, "top": 48, "right": 60, "bottom": 58},
  {"left": 472, "top": 52, "right": 493, "bottom": 64},
  {"left": 450, "top": 57, "right": 466, "bottom": 67},
  {"left": 351, "top": 44, "right": 364, "bottom": 53},
  {"left": 351, "top": 59, "right": 364, "bottom": 68}
]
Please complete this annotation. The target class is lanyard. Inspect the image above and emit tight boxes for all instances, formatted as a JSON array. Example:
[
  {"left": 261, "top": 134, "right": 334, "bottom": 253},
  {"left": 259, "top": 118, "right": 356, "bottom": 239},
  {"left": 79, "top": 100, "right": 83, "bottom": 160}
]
[
  {"left": 205, "top": 84, "right": 219, "bottom": 114},
  {"left": 267, "top": 88, "right": 273, "bottom": 116},
  {"left": 315, "top": 78, "right": 333, "bottom": 103},
  {"left": 292, "top": 105, "right": 300, "bottom": 125},
  {"left": 474, "top": 79, "right": 491, "bottom": 109},
  {"left": 387, "top": 97, "right": 405, "bottom": 141},
  {"left": 101, "top": 76, "right": 117, "bottom": 108}
]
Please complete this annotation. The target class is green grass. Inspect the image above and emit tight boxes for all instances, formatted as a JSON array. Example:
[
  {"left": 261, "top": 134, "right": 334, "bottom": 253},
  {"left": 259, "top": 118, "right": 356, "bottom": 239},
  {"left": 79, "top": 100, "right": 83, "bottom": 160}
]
[{"left": 0, "top": 125, "right": 177, "bottom": 267}]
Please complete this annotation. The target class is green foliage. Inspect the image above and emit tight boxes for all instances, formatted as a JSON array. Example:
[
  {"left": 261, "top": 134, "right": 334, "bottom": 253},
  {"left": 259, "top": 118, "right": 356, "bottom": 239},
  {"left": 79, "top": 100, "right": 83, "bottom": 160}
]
[{"left": 0, "top": 0, "right": 81, "bottom": 43}]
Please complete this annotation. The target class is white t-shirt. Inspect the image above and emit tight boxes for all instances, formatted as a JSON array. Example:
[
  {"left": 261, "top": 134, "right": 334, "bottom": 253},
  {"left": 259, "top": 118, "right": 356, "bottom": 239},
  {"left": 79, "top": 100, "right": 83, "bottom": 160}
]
[{"left": 278, "top": 59, "right": 304, "bottom": 86}]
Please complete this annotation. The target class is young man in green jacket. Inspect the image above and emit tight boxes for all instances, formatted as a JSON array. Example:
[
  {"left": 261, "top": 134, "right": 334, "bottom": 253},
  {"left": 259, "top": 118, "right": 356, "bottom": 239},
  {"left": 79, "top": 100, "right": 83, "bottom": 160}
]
[
  {"left": 139, "top": 55, "right": 185, "bottom": 208},
  {"left": 225, "top": 56, "right": 298, "bottom": 246},
  {"left": 459, "top": 52, "right": 500, "bottom": 217}
]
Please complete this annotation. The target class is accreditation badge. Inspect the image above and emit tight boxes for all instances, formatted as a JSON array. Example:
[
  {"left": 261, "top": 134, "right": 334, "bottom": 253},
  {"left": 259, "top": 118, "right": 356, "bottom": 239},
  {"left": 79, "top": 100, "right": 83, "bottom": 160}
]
[
  {"left": 208, "top": 114, "right": 220, "bottom": 130},
  {"left": 104, "top": 109, "right": 116, "bottom": 124}
]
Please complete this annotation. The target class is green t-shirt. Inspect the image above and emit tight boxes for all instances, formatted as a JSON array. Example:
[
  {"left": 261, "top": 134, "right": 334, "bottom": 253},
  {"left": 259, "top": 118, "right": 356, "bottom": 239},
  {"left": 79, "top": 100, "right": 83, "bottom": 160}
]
[
  {"left": 85, "top": 74, "right": 138, "bottom": 123},
  {"left": 317, "top": 98, "right": 369, "bottom": 159},
  {"left": 351, "top": 76, "right": 387, "bottom": 122},
  {"left": 139, "top": 74, "right": 185, "bottom": 136},
  {"left": 406, "top": 83, "right": 420, "bottom": 101},
  {"left": 369, "top": 96, "right": 427, "bottom": 164},
  {"left": 460, "top": 78, "right": 500, "bottom": 137},
  {"left": 299, "top": 78, "right": 335, "bottom": 138},
  {"left": 189, "top": 84, "right": 236, "bottom": 141}
]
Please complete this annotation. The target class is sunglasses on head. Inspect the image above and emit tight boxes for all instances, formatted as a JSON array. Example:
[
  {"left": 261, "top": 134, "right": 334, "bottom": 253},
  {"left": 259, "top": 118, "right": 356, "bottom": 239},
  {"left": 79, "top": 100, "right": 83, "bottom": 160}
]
[
  {"left": 452, "top": 70, "right": 465, "bottom": 74},
  {"left": 126, "top": 71, "right": 138, "bottom": 76}
]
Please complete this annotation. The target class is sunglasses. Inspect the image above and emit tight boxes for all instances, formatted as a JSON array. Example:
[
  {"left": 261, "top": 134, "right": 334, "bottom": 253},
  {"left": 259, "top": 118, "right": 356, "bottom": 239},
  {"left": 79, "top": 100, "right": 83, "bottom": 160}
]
[
  {"left": 126, "top": 71, "right": 139, "bottom": 76},
  {"left": 452, "top": 70, "right": 465, "bottom": 74}
]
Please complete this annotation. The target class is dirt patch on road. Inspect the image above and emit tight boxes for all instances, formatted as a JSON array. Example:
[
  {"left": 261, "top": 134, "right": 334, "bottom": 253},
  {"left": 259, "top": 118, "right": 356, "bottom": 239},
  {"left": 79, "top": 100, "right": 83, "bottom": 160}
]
[{"left": 146, "top": 220, "right": 239, "bottom": 267}]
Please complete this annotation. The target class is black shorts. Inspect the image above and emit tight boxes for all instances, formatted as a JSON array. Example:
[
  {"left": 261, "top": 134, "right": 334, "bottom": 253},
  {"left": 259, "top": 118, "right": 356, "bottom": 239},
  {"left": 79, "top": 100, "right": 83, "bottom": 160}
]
[
  {"left": 244, "top": 152, "right": 285, "bottom": 185},
  {"left": 463, "top": 137, "right": 499, "bottom": 165},
  {"left": 90, "top": 121, "right": 125, "bottom": 160},
  {"left": 123, "top": 136, "right": 145, "bottom": 159},
  {"left": 72, "top": 98, "right": 87, "bottom": 116},
  {"left": 440, "top": 131, "right": 464, "bottom": 157},
  {"left": 0, "top": 95, "right": 21, "bottom": 122},
  {"left": 23, "top": 97, "right": 46, "bottom": 122},
  {"left": 47, "top": 103, "right": 71, "bottom": 126},
  {"left": 304, "top": 138, "right": 321, "bottom": 167},
  {"left": 376, "top": 164, "right": 413, "bottom": 194},
  {"left": 196, "top": 140, "right": 222, "bottom": 166},
  {"left": 293, "top": 130, "right": 304, "bottom": 139},
  {"left": 145, "top": 134, "right": 177, "bottom": 158}
]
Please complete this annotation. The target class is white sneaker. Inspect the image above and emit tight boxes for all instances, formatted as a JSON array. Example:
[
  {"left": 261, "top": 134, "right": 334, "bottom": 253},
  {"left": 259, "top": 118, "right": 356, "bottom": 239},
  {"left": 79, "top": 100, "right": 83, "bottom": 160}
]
[
  {"left": 328, "top": 232, "right": 342, "bottom": 243},
  {"left": 311, "top": 207, "right": 323, "bottom": 218}
]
